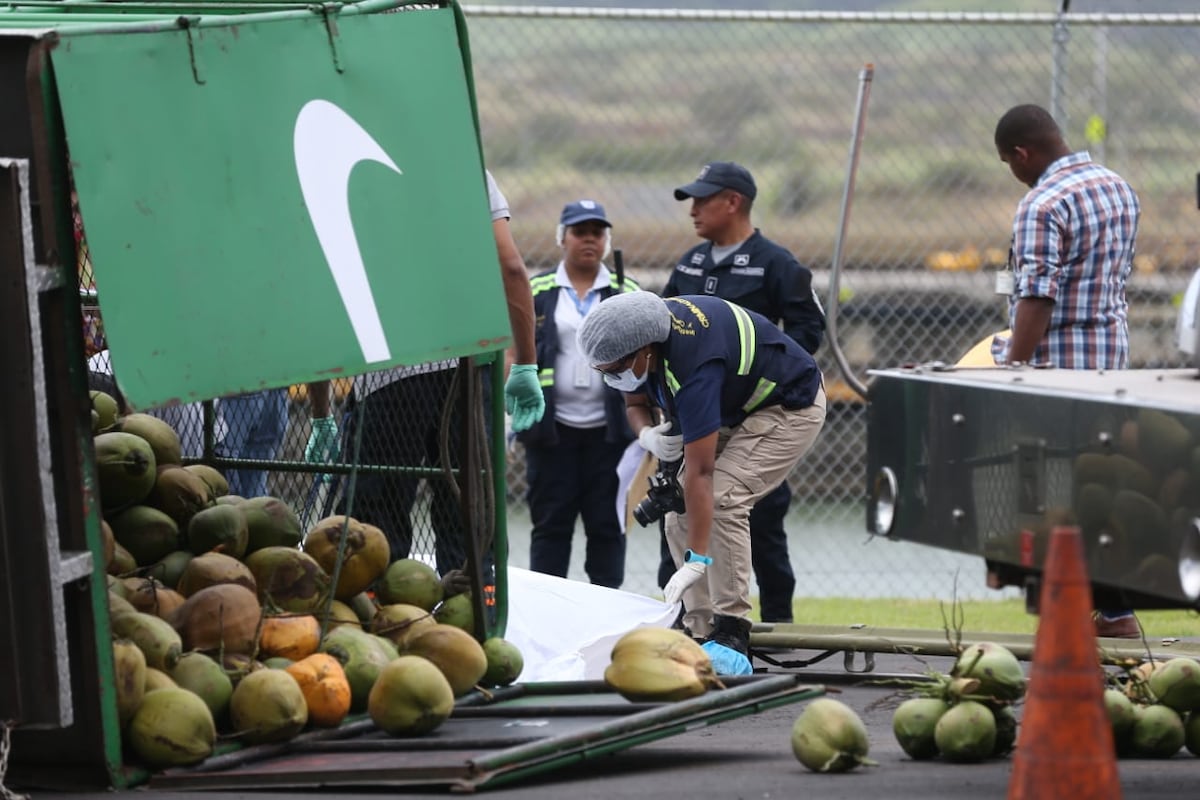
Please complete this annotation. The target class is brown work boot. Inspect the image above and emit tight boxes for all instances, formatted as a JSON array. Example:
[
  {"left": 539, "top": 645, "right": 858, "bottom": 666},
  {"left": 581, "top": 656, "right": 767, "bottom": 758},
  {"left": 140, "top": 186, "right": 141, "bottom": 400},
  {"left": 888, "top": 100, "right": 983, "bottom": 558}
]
[{"left": 1093, "top": 612, "right": 1141, "bottom": 639}]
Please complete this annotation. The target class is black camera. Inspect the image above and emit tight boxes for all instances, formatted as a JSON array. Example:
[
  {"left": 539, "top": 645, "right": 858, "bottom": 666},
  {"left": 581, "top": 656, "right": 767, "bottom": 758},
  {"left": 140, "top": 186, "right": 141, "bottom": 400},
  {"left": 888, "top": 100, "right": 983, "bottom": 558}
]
[{"left": 633, "top": 455, "right": 686, "bottom": 527}]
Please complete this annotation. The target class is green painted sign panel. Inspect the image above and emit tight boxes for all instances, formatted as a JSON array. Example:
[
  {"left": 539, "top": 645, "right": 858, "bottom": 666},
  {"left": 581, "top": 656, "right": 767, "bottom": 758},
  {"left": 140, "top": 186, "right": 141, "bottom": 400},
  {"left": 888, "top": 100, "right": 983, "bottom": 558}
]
[{"left": 51, "top": 6, "right": 508, "bottom": 408}]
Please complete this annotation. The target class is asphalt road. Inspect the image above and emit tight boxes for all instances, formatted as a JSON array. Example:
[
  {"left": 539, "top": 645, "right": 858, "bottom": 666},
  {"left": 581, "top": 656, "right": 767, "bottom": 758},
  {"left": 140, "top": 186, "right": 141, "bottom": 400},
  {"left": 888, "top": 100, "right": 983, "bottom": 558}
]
[{"left": 33, "top": 652, "right": 1199, "bottom": 800}]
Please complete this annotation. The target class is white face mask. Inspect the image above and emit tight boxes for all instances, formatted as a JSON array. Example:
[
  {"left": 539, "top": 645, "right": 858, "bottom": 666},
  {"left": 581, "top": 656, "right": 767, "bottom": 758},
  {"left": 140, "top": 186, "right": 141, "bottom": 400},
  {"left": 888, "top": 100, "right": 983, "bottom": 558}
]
[{"left": 603, "top": 366, "right": 647, "bottom": 393}]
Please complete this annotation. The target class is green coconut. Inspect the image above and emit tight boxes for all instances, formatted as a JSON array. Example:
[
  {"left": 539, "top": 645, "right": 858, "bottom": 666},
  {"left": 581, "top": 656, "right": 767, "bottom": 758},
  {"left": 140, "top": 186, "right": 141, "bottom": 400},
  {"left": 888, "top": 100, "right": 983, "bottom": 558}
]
[
  {"left": 1147, "top": 658, "right": 1200, "bottom": 714},
  {"left": 115, "top": 412, "right": 183, "bottom": 467},
  {"left": 108, "top": 541, "right": 138, "bottom": 575},
  {"left": 991, "top": 705, "right": 1018, "bottom": 758},
  {"left": 187, "top": 503, "right": 249, "bottom": 558},
  {"left": 144, "top": 668, "right": 177, "bottom": 693},
  {"left": 112, "top": 639, "right": 146, "bottom": 729},
  {"left": 368, "top": 655, "right": 456, "bottom": 736},
  {"left": 109, "top": 505, "right": 180, "bottom": 566},
  {"left": 481, "top": 637, "right": 524, "bottom": 688},
  {"left": 90, "top": 390, "right": 119, "bottom": 432},
  {"left": 146, "top": 550, "right": 194, "bottom": 591},
  {"left": 892, "top": 697, "right": 950, "bottom": 760},
  {"left": 1185, "top": 710, "right": 1200, "bottom": 756},
  {"left": 111, "top": 610, "right": 182, "bottom": 672},
  {"left": 240, "top": 496, "right": 303, "bottom": 554},
  {"left": 229, "top": 668, "right": 308, "bottom": 744},
  {"left": 322, "top": 599, "right": 365, "bottom": 631},
  {"left": 790, "top": 698, "right": 874, "bottom": 773},
  {"left": 405, "top": 624, "right": 488, "bottom": 697},
  {"left": 376, "top": 558, "right": 444, "bottom": 611},
  {"left": 934, "top": 700, "right": 997, "bottom": 763},
  {"left": 148, "top": 466, "right": 213, "bottom": 530},
  {"left": 951, "top": 642, "right": 1026, "bottom": 702},
  {"left": 371, "top": 603, "right": 436, "bottom": 651},
  {"left": 433, "top": 592, "right": 474, "bottom": 633},
  {"left": 1131, "top": 703, "right": 1185, "bottom": 758},
  {"left": 320, "top": 624, "right": 397, "bottom": 712},
  {"left": 94, "top": 431, "right": 157, "bottom": 512},
  {"left": 170, "top": 652, "right": 234, "bottom": 720},
  {"left": 1105, "top": 687, "right": 1138, "bottom": 751},
  {"left": 184, "top": 463, "right": 229, "bottom": 499},
  {"left": 128, "top": 688, "right": 215, "bottom": 767}
]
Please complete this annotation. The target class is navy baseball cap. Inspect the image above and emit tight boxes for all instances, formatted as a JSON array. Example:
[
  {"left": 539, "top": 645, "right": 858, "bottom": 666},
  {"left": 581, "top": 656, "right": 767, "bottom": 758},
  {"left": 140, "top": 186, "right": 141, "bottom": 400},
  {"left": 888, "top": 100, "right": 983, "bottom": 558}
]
[
  {"left": 560, "top": 200, "right": 611, "bottom": 227},
  {"left": 673, "top": 161, "right": 757, "bottom": 201}
]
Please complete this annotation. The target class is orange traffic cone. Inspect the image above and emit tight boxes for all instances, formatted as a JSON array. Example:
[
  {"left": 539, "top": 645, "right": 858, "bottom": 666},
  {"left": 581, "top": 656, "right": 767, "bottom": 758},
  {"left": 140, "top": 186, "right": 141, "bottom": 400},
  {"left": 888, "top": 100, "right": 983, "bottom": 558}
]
[{"left": 1008, "top": 525, "right": 1121, "bottom": 799}]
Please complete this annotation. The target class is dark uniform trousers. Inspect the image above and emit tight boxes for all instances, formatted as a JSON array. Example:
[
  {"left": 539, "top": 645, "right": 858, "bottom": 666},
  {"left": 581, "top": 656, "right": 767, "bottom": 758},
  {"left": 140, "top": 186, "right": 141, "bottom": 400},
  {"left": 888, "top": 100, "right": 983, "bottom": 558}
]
[
  {"left": 336, "top": 368, "right": 487, "bottom": 577},
  {"left": 525, "top": 421, "right": 627, "bottom": 589},
  {"left": 748, "top": 481, "right": 796, "bottom": 622}
]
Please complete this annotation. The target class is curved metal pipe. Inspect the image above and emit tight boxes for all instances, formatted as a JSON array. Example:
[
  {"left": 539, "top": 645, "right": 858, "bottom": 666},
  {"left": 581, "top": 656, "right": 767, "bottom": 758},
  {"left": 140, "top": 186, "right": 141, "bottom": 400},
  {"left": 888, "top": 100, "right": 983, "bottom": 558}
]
[{"left": 824, "top": 63, "right": 873, "bottom": 401}]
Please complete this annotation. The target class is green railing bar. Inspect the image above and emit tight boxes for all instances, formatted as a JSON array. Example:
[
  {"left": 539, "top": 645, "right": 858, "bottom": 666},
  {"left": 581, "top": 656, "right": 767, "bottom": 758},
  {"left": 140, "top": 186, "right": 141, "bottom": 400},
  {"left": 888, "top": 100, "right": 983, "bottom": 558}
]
[
  {"left": 0, "top": 0, "right": 445, "bottom": 33},
  {"left": 488, "top": 353, "right": 508, "bottom": 639},
  {"left": 470, "top": 678, "right": 824, "bottom": 789}
]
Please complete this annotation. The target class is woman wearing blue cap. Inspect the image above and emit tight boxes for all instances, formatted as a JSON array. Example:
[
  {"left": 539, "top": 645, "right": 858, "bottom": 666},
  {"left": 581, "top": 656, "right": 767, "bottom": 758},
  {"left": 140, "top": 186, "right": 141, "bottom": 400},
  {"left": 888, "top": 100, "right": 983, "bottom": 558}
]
[{"left": 518, "top": 200, "right": 641, "bottom": 588}]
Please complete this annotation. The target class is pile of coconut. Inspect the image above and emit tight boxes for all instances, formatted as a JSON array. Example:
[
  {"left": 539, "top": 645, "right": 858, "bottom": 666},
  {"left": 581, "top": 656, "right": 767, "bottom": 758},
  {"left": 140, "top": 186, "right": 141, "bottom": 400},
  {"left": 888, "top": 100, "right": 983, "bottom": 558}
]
[
  {"left": 92, "top": 395, "right": 522, "bottom": 771},
  {"left": 1107, "top": 657, "right": 1200, "bottom": 758},
  {"left": 888, "top": 641, "right": 1027, "bottom": 763}
]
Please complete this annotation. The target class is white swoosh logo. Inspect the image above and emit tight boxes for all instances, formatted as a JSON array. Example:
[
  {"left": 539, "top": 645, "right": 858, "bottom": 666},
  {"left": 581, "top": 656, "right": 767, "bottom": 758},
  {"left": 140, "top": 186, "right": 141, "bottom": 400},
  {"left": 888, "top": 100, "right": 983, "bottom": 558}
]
[{"left": 294, "top": 99, "right": 398, "bottom": 364}]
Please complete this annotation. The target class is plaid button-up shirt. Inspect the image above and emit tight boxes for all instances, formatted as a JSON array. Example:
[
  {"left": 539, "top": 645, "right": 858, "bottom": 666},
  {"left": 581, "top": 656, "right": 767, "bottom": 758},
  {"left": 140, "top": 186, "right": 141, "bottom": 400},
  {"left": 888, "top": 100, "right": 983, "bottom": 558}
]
[{"left": 993, "top": 151, "right": 1140, "bottom": 369}]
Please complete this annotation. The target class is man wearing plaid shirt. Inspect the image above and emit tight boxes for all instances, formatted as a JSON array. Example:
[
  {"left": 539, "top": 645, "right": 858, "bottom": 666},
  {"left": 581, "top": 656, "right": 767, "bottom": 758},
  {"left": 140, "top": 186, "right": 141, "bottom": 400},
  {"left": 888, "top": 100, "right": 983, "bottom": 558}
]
[
  {"left": 991, "top": 104, "right": 1142, "bottom": 639},
  {"left": 990, "top": 103, "right": 1140, "bottom": 369}
]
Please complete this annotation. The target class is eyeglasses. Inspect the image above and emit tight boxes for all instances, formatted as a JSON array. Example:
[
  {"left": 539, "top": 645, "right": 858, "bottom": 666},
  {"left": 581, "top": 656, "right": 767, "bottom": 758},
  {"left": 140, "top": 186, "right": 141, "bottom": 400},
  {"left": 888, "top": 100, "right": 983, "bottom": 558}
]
[{"left": 593, "top": 353, "right": 635, "bottom": 377}]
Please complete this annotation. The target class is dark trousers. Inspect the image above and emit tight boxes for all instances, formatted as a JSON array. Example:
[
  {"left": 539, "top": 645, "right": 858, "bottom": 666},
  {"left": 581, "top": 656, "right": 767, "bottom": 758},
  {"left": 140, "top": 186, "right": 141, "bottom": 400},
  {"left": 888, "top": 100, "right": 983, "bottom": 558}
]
[
  {"left": 657, "top": 480, "right": 796, "bottom": 621},
  {"left": 749, "top": 481, "right": 796, "bottom": 622},
  {"left": 525, "top": 423, "right": 627, "bottom": 589},
  {"left": 336, "top": 370, "right": 468, "bottom": 576}
]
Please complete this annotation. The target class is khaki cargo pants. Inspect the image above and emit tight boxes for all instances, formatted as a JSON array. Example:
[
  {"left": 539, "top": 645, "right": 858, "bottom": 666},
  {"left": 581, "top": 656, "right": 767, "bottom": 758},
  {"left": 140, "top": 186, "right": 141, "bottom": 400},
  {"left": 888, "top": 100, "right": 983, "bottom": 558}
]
[{"left": 665, "top": 387, "right": 827, "bottom": 638}]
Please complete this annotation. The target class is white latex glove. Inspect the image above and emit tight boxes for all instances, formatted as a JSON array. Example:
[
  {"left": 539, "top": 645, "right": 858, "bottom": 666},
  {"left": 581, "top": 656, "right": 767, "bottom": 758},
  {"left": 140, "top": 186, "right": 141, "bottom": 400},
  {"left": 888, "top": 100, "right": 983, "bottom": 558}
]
[
  {"left": 638, "top": 421, "right": 683, "bottom": 461},
  {"left": 663, "top": 561, "right": 706, "bottom": 606}
]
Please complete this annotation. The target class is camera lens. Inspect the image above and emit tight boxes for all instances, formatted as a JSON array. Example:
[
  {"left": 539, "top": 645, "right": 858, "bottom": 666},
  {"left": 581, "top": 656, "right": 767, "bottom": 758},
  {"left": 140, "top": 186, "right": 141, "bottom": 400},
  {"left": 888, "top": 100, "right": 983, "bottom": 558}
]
[{"left": 632, "top": 495, "right": 660, "bottom": 528}]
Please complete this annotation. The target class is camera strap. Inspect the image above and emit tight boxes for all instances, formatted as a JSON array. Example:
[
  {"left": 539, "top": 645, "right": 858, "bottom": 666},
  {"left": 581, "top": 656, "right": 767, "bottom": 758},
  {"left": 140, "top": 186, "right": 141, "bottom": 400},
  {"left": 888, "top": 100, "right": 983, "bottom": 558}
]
[{"left": 649, "top": 358, "right": 679, "bottom": 428}]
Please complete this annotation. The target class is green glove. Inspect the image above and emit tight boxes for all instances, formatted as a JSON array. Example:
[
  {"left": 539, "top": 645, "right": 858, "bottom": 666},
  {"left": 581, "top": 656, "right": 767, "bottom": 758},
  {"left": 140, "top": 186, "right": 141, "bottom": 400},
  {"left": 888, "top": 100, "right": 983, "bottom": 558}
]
[
  {"left": 305, "top": 416, "right": 340, "bottom": 464},
  {"left": 504, "top": 363, "right": 545, "bottom": 433}
]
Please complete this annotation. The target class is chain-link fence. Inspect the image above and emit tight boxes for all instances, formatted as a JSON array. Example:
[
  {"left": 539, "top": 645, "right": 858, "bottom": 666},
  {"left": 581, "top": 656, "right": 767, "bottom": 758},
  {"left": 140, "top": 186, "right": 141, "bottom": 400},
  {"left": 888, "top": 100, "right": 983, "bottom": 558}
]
[
  {"left": 470, "top": 4, "right": 1200, "bottom": 599},
  {"left": 80, "top": 4, "right": 1200, "bottom": 608}
]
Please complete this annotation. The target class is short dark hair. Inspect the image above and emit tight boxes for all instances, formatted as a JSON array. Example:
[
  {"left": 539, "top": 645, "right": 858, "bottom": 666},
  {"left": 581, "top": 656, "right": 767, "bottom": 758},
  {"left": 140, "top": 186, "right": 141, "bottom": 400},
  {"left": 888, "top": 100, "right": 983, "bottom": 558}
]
[{"left": 994, "top": 104, "right": 1063, "bottom": 153}]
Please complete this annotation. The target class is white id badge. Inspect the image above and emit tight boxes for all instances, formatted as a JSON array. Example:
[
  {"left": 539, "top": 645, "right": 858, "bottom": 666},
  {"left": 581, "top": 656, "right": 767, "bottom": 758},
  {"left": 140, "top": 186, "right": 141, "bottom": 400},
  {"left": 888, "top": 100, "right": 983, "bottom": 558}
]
[
  {"left": 574, "top": 360, "right": 592, "bottom": 388},
  {"left": 995, "top": 271, "right": 1015, "bottom": 296}
]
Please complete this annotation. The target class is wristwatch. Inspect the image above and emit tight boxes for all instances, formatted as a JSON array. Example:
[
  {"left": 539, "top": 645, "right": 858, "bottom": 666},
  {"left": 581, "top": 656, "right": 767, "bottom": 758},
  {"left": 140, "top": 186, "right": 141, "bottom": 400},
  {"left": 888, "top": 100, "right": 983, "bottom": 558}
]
[{"left": 684, "top": 549, "right": 713, "bottom": 566}]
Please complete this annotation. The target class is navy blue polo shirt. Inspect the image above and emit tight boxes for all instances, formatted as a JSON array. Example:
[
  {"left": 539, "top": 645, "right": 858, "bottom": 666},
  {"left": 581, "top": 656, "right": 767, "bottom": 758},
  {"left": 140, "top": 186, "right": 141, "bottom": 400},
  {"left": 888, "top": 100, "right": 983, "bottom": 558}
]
[{"left": 646, "top": 295, "right": 821, "bottom": 444}]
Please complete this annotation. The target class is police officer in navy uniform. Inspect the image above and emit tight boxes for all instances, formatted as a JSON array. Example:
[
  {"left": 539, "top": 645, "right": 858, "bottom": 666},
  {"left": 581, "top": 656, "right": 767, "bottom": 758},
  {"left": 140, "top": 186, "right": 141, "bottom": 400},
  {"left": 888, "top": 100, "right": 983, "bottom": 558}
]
[
  {"left": 662, "top": 161, "right": 825, "bottom": 623},
  {"left": 518, "top": 200, "right": 640, "bottom": 588}
]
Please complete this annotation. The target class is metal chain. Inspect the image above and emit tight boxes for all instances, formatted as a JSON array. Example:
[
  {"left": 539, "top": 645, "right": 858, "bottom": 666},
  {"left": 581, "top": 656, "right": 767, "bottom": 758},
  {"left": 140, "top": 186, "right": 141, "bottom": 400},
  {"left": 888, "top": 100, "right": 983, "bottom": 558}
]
[{"left": 0, "top": 721, "right": 30, "bottom": 800}]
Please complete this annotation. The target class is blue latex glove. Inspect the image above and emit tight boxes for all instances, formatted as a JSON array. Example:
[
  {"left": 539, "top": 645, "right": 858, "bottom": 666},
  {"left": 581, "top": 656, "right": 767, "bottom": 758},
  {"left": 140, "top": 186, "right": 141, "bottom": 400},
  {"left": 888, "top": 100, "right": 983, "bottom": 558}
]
[
  {"left": 505, "top": 363, "right": 545, "bottom": 433},
  {"left": 304, "top": 417, "right": 340, "bottom": 481},
  {"left": 702, "top": 641, "right": 753, "bottom": 676}
]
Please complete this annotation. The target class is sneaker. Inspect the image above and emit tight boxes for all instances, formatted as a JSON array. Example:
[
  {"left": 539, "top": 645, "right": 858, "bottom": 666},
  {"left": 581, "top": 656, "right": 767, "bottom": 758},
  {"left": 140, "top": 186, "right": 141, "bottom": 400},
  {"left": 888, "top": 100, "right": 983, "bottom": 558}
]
[{"left": 1093, "top": 612, "right": 1141, "bottom": 639}]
